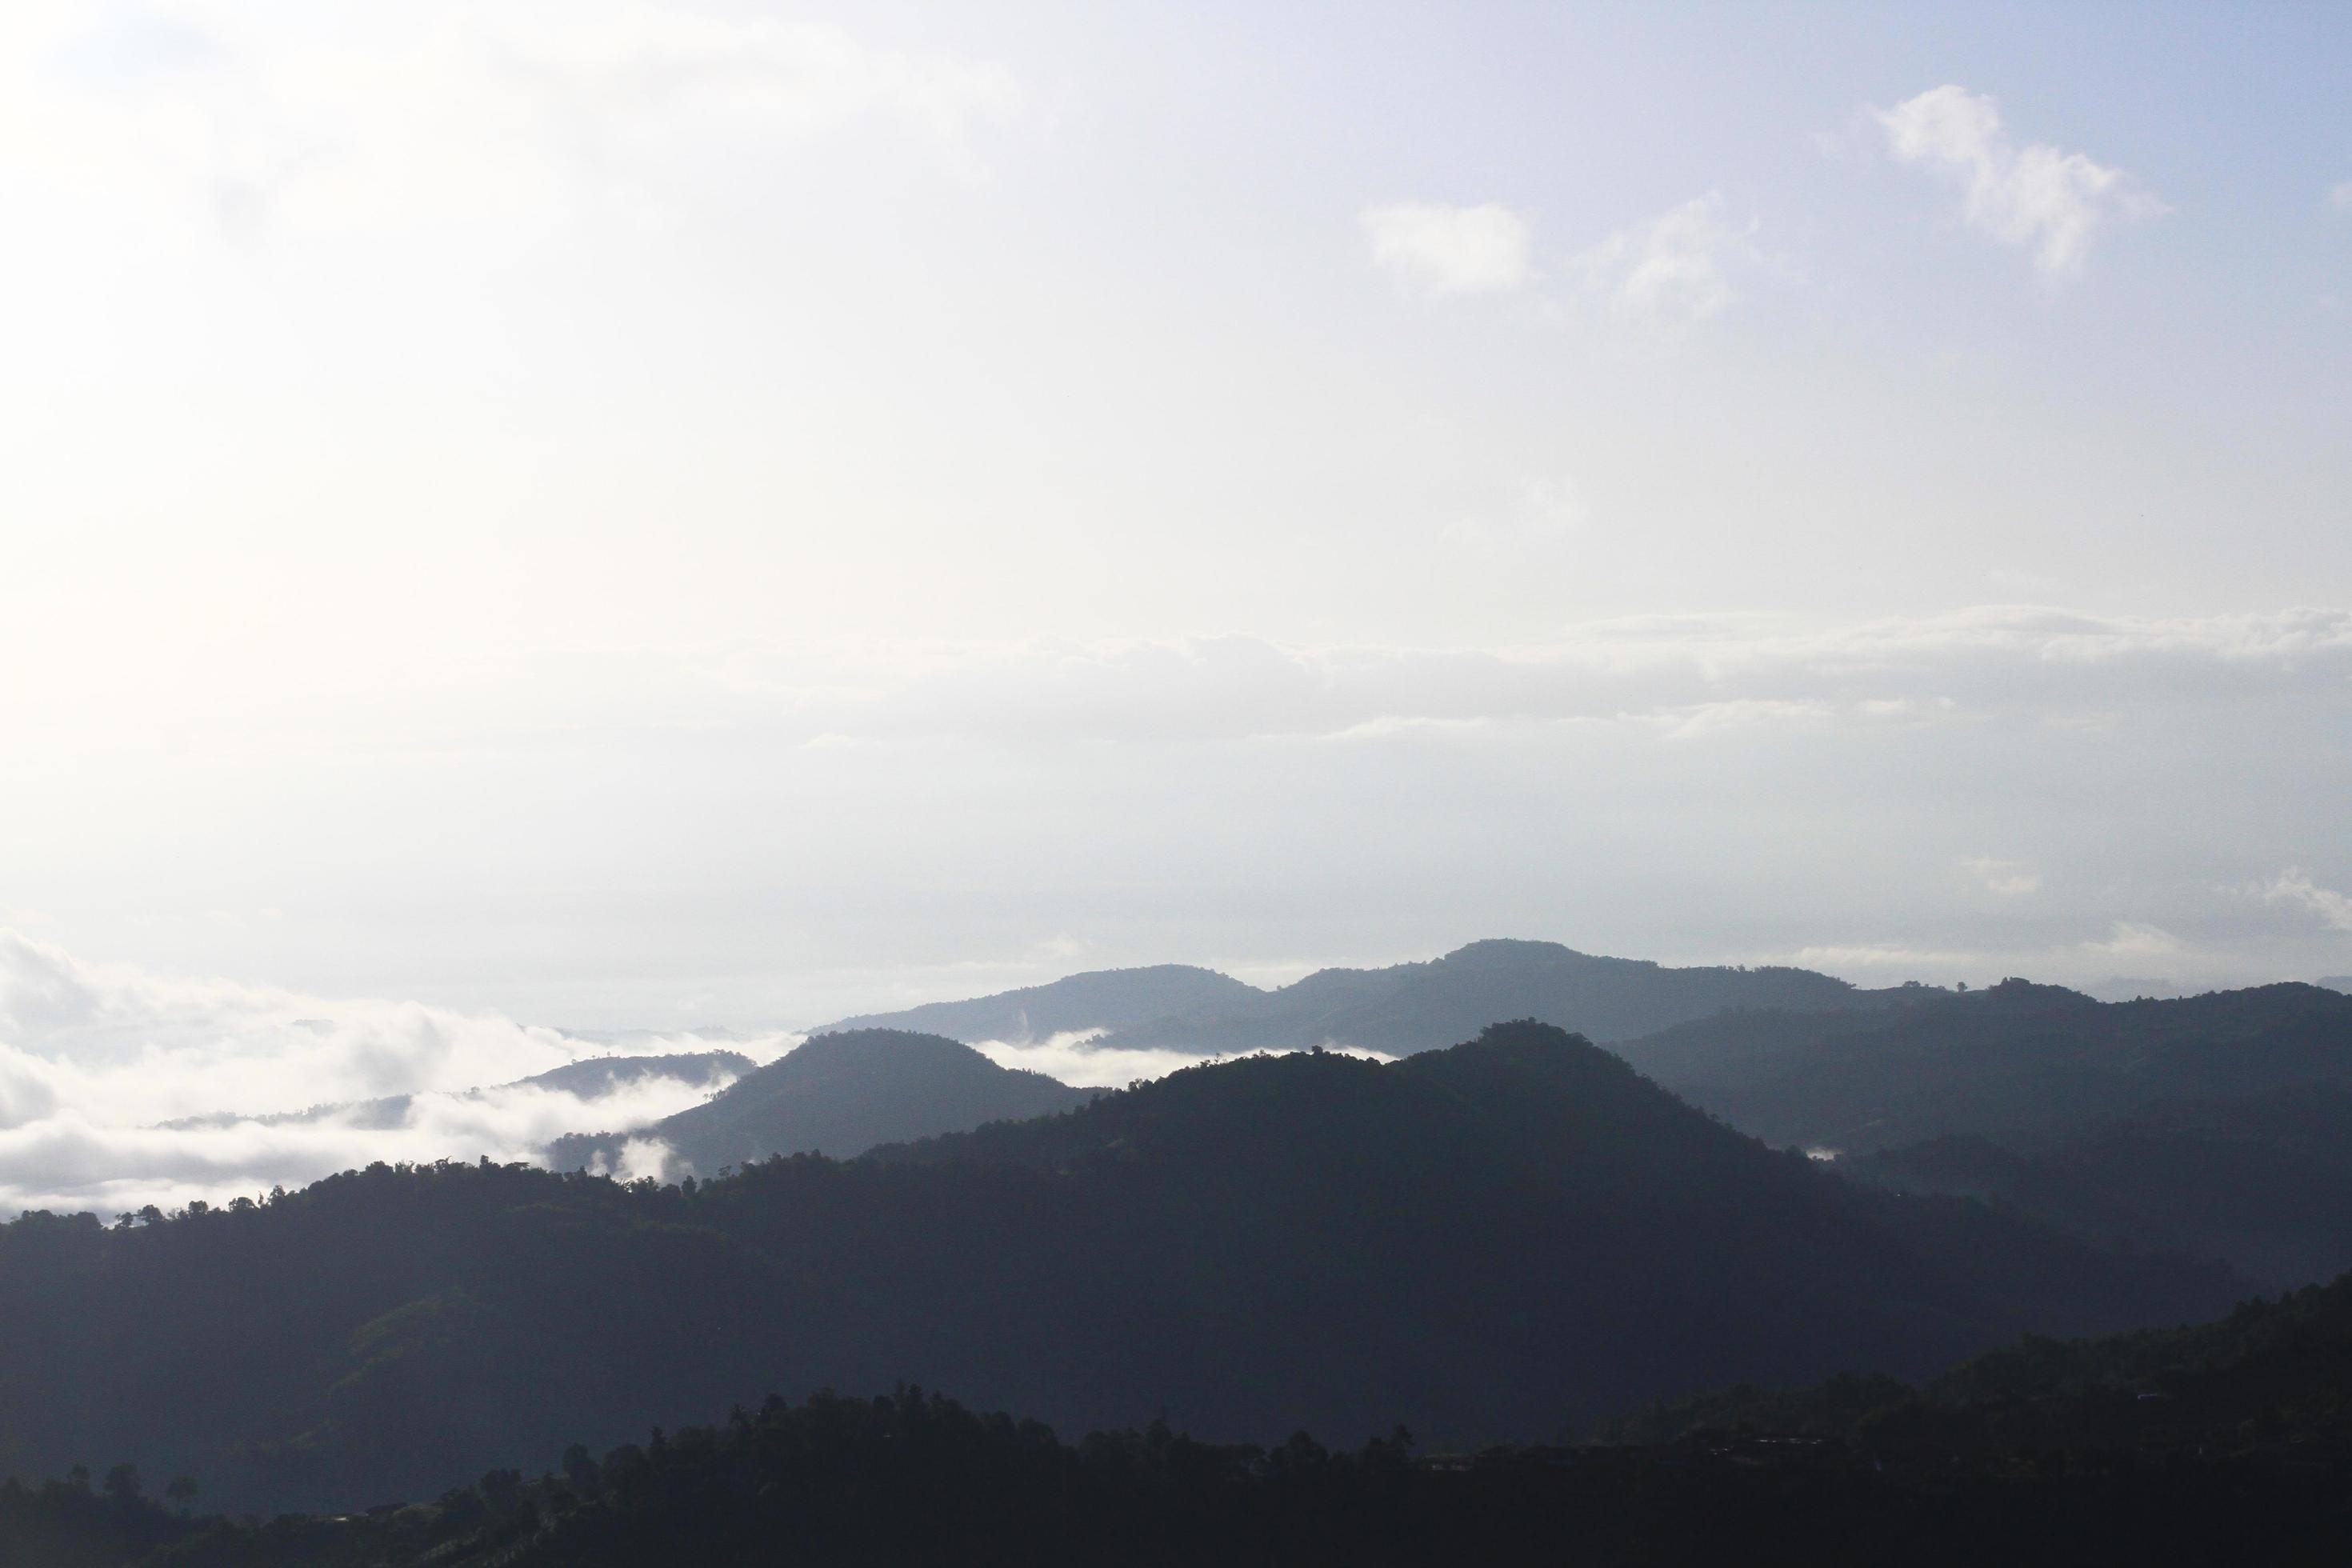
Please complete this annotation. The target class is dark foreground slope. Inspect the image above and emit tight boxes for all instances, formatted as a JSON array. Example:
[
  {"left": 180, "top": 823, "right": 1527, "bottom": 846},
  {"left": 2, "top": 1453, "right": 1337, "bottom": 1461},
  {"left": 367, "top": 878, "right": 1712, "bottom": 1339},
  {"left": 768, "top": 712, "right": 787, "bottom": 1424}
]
[
  {"left": 1613, "top": 1257, "right": 2352, "bottom": 1475},
  {"left": 548, "top": 1030, "right": 1093, "bottom": 1173},
  {"left": 86, "top": 1372, "right": 2347, "bottom": 1568},
  {"left": 34, "top": 1274, "right": 2352, "bottom": 1568},
  {"left": 0, "top": 1026, "right": 2235, "bottom": 1515},
  {"left": 1620, "top": 981, "right": 2352, "bottom": 1289},
  {"left": 822, "top": 938, "right": 1887, "bottom": 1053}
]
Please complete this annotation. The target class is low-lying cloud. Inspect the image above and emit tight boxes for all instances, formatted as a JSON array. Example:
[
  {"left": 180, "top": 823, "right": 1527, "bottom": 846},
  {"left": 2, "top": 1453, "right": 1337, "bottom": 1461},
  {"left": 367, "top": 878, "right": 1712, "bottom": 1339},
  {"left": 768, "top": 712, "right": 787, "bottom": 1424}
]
[
  {"left": 0, "top": 930, "right": 782, "bottom": 1216},
  {"left": 968, "top": 1030, "right": 1394, "bottom": 1089}
]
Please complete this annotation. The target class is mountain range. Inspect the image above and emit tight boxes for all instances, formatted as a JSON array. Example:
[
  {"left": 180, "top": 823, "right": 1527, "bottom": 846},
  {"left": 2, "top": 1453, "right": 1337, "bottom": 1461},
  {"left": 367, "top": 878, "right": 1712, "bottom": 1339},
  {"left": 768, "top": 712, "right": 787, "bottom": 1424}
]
[
  {"left": 1602, "top": 978, "right": 2352, "bottom": 1289},
  {"left": 814, "top": 938, "right": 1890, "bottom": 1053},
  {"left": 1614, "top": 978, "right": 2352, "bottom": 1153},
  {"left": 0, "top": 1022, "right": 2236, "bottom": 1515}
]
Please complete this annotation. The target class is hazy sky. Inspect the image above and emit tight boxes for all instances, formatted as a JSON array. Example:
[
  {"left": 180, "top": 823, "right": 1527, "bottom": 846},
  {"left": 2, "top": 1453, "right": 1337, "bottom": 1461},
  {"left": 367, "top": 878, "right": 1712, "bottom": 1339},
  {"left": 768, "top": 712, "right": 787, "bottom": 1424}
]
[{"left": 4, "top": 0, "right": 2350, "bottom": 1044}]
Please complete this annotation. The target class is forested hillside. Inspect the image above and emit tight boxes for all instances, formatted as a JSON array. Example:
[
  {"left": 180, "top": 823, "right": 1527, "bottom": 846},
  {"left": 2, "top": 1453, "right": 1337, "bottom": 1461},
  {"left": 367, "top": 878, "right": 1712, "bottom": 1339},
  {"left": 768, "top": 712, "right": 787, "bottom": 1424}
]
[
  {"left": 1611, "top": 1253, "right": 2352, "bottom": 1473},
  {"left": 0, "top": 1024, "right": 2234, "bottom": 1515},
  {"left": 1619, "top": 979, "right": 2352, "bottom": 1151},
  {"left": 19, "top": 1286, "right": 2352, "bottom": 1568},
  {"left": 1845, "top": 1085, "right": 2352, "bottom": 1290},
  {"left": 85, "top": 1375, "right": 2349, "bottom": 1568}
]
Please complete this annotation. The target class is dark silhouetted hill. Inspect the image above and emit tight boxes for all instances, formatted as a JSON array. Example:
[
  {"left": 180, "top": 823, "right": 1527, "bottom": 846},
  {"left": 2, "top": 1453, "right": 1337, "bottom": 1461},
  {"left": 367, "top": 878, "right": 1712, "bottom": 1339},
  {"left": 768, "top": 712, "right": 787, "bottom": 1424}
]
[
  {"left": 1618, "top": 979, "right": 2352, "bottom": 1154},
  {"left": 815, "top": 966, "right": 1264, "bottom": 1042},
  {"left": 822, "top": 940, "right": 1891, "bottom": 1054},
  {"left": 0, "top": 1025, "right": 2238, "bottom": 1517},
  {"left": 520, "top": 1052, "right": 753, "bottom": 1099},
  {"left": 1610, "top": 1258, "right": 2352, "bottom": 1482},
  {"left": 1844, "top": 1085, "right": 2352, "bottom": 1291},
  {"left": 547, "top": 1030, "right": 1094, "bottom": 1174},
  {"left": 109, "top": 1366, "right": 2352, "bottom": 1568}
]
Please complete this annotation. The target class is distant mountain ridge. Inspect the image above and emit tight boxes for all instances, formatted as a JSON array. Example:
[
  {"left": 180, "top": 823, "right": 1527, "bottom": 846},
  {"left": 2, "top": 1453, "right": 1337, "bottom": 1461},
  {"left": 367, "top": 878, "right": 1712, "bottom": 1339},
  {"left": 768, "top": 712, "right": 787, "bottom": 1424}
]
[
  {"left": 810, "top": 939, "right": 1895, "bottom": 1054},
  {"left": 547, "top": 1030, "right": 1094, "bottom": 1174},
  {"left": 819, "top": 965, "right": 1262, "bottom": 1044},
  {"left": 1843, "top": 1085, "right": 2352, "bottom": 1291},
  {"left": 1618, "top": 979, "right": 2352, "bottom": 1154},
  {"left": 1616, "top": 979, "right": 2352, "bottom": 1290}
]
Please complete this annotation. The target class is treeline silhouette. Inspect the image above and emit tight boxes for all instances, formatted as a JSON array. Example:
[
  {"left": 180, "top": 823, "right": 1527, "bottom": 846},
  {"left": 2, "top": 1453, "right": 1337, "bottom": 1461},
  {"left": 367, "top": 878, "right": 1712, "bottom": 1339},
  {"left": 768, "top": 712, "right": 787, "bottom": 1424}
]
[
  {"left": 0, "top": 1025, "right": 2238, "bottom": 1514},
  {"left": 1613, "top": 1250, "right": 2352, "bottom": 1462},
  {"left": 13, "top": 1368, "right": 2350, "bottom": 1567}
]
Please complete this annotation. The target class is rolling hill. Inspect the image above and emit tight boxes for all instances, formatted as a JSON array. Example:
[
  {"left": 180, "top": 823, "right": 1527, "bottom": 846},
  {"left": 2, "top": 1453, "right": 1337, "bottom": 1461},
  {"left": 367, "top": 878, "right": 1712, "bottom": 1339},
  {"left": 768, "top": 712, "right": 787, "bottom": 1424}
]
[
  {"left": 0, "top": 1023, "right": 2236, "bottom": 1514},
  {"left": 546, "top": 1030, "right": 1094, "bottom": 1174},
  {"left": 1843, "top": 1085, "right": 2352, "bottom": 1291},
  {"left": 1617, "top": 978, "right": 2352, "bottom": 1154}
]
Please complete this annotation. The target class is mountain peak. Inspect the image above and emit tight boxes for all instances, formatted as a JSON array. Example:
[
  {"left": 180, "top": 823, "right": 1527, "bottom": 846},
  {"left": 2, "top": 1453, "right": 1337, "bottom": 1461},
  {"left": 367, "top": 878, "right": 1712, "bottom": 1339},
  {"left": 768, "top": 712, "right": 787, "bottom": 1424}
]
[{"left": 551, "top": 1028, "right": 1094, "bottom": 1174}]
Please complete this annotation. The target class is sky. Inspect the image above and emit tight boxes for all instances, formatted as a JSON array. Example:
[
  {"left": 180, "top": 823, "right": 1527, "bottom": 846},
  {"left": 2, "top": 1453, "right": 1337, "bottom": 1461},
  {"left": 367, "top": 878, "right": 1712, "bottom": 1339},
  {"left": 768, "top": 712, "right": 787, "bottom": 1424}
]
[{"left": 2, "top": 0, "right": 2350, "bottom": 1106}]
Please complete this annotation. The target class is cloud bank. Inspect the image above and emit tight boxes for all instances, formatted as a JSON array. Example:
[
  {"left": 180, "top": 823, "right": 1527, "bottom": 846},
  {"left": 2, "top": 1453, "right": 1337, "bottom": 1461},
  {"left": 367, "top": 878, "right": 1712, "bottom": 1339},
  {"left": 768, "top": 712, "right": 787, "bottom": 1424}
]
[
  {"left": 718, "top": 604, "right": 2352, "bottom": 746},
  {"left": 0, "top": 931, "right": 783, "bottom": 1216},
  {"left": 966, "top": 1030, "right": 1392, "bottom": 1090}
]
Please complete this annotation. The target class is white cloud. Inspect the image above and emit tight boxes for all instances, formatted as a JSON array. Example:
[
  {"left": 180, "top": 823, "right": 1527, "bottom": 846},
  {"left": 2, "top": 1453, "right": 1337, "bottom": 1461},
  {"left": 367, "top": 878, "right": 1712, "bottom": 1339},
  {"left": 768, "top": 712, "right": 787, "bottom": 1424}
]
[
  {"left": 728, "top": 604, "right": 2352, "bottom": 746},
  {"left": 0, "top": 1, "right": 1025, "bottom": 251},
  {"left": 1876, "top": 85, "right": 2159, "bottom": 277},
  {"left": 609, "top": 1136, "right": 679, "bottom": 1184},
  {"left": 1361, "top": 202, "right": 1535, "bottom": 295},
  {"left": 0, "top": 930, "right": 781, "bottom": 1214},
  {"left": 970, "top": 1032, "right": 1393, "bottom": 1089},
  {"left": 2085, "top": 921, "right": 2182, "bottom": 957},
  {"left": 1790, "top": 942, "right": 1980, "bottom": 971},
  {"left": 1650, "top": 698, "right": 1837, "bottom": 739},
  {"left": 1964, "top": 858, "right": 2042, "bottom": 897},
  {"left": 2266, "top": 869, "right": 2352, "bottom": 934},
  {"left": 1568, "top": 191, "right": 1767, "bottom": 326}
]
